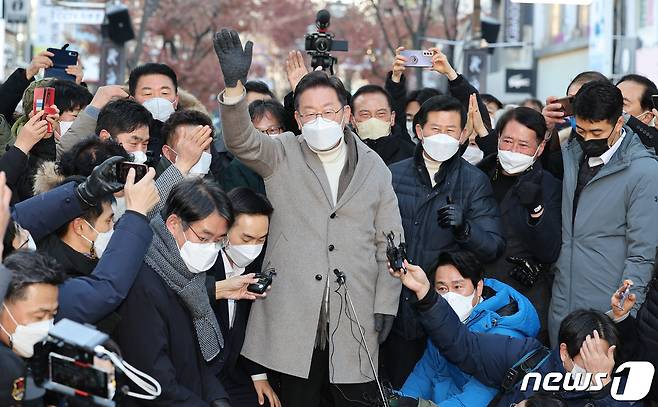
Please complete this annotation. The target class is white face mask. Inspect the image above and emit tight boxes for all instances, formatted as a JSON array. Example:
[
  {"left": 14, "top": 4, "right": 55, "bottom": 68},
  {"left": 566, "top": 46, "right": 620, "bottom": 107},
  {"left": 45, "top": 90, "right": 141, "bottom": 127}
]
[
  {"left": 131, "top": 151, "right": 148, "bottom": 165},
  {"left": 0, "top": 303, "right": 53, "bottom": 358},
  {"left": 179, "top": 231, "right": 221, "bottom": 273},
  {"left": 356, "top": 118, "right": 391, "bottom": 141},
  {"left": 112, "top": 197, "right": 127, "bottom": 222},
  {"left": 188, "top": 151, "right": 212, "bottom": 177},
  {"left": 302, "top": 116, "right": 344, "bottom": 152},
  {"left": 26, "top": 233, "right": 37, "bottom": 251},
  {"left": 142, "top": 97, "right": 175, "bottom": 122},
  {"left": 59, "top": 120, "right": 74, "bottom": 137},
  {"left": 224, "top": 242, "right": 264, "bottom": 268},
  {"left": 406, "top": 120, "right": 417, "bottom": 144},
  {"left": 462, "top": 145, "right": 484, "bottom": 165},
  {"left": 441, "top": 290, "right": 477, "bottom": 322},
  {"left": 82, "top": 220, "right": 114, "bottom": 258},
  {"left": 422, "top": 132, "right": 460, "bottom": 162},
  {"left": 498, "top": 144, "right": 539, "bottom": 175},
  {"left": 569, "top": 359, "right": 593, "bottom": 388}
]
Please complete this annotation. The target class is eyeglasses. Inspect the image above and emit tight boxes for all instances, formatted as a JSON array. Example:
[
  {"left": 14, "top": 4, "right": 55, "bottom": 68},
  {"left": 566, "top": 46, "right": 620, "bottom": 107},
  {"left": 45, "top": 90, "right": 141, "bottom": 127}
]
[
  {"left": 184, "top": 223, "right": 223, "bottom": 246},
  {"left": 258, "top": 127, "right": 284, "bottom": 136},
  {"left": 297, "top": 107, "right": 344, "bottom": 124}
]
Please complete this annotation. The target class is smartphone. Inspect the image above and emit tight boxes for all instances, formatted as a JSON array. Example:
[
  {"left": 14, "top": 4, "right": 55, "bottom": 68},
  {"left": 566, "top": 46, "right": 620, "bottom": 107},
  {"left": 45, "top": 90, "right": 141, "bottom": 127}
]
[
  {"left": 116, "top": 162, "right": 148, "bottom": 183},
  {"left": 44, "top": 45, "right": 79, "bottom": 82},
  {"left": 400, "top": 50, "right": 433, "bottom": 68},
  {"left": 556, "top": 96, "right": 575, "bottom": 117},
  {"left": 652, "top": 95, "right": 658, "bottom": 109},
  {"left": 33, "top": 87, "right": 56, "bottom": 132},
  {"left": 618, "top": 284, "right": 632, "bottom": 310}
]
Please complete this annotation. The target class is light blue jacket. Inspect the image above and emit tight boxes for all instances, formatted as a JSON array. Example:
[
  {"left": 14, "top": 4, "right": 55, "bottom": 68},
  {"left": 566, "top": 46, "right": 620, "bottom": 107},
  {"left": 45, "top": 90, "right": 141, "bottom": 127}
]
[{"left": 400, "top": 278, "right": 539, "bottom": 406}]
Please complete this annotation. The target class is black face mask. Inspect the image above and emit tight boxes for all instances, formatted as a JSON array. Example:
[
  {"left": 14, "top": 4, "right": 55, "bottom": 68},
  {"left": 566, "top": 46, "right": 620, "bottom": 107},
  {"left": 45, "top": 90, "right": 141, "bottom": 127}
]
[{"left": 576, "top": 127, "right": 616, "bottom": 158}]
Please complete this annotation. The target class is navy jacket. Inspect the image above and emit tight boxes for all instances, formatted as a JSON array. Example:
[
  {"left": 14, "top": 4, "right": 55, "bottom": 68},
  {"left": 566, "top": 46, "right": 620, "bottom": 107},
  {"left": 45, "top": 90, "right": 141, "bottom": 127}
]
[
  {"left": 12, "top": 181, "right": 153, "bottom": 325},
  {"left": 389, "top": 145, "right": 505, "bottom": 340},
  {"left": 114, "top": 264, "right": 228, "bottom": 406},
  {"left": 415, "top": 289, "right": 631, "bottom": 406}
]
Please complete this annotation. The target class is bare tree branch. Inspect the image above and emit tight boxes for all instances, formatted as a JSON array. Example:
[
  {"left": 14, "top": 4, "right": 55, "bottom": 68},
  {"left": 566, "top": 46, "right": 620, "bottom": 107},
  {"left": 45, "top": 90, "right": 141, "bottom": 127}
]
[{"left": 369, "top": 0, "right": 396, "bottom": 55}]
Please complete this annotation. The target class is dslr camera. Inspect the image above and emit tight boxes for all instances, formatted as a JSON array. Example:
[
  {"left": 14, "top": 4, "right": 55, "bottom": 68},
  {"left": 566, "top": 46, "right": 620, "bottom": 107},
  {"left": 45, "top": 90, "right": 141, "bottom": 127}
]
[{"left": 304, "top": 9, "right": 348, "bottom": 74}]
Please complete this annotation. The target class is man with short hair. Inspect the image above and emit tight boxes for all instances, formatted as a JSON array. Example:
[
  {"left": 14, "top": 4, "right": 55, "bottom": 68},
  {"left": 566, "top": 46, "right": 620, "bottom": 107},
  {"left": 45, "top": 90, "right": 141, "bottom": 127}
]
[
  {"left": 548, "top": 80, "right": 658, "bottom": 345},
  {"left": 114, "top": 179, "right": 235, "bottom": 406},
  {"left": 399, "top": 251, "right": 539, "bottom": 406},
  {"left": 209, "top": 187, "right": 280, "bottom": 407},
  {"left": 244, "top": 81, "right": 275, "bottom": 104},
  {"left": 384, "top": 94, "right": 504, "bottom": 388},
  {"left": 60, "top": 62, "right": 181, "bottom": 163},
  {"left": 214, "top": 29, "right": 403, "bottom": 406},
  {"left": 0, "top": 251, "right": 65, "bottom": 406},
  {"left": 350, "top": 84, "right": 414, "bottom": 165},
  {"left": 616, "top": 74, "right": 658, "bottom": 153},
  {"left": 95, "top": 99, "right": 152, "bottom": 161},
  {"left": 220, "top": 100, "right": 287, "bottom": 193},
  {"left": 159, "top": 110, "right": 215, "bottom": 178},
  {"left": 390, "top": 261, "right": 628, "bottom": 406}
]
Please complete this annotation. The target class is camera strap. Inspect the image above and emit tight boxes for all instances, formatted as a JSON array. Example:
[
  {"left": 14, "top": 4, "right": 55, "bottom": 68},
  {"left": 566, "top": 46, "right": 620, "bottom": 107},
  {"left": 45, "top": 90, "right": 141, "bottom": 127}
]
[{"left": 487, "top": 346, "right": 551, "bottom": 407}]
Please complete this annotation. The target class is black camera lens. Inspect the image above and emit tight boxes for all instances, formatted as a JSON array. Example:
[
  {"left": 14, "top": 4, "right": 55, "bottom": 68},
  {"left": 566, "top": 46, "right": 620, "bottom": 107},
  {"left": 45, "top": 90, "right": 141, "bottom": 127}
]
[{"left": 316, "top": 37, "right": 330, "bottom": 52}]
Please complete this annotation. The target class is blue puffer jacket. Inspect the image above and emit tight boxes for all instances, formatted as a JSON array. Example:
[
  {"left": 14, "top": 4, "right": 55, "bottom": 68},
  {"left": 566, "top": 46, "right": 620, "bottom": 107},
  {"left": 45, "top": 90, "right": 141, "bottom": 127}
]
[
  {"left": 390, "top": 145, "right": 505, "bottom": 340},
  {"left": 400, "top": 279, "right": 539, "bottom": 406},
  {"left": 415, "top": 288, "right": 633, "bottom": 406}
]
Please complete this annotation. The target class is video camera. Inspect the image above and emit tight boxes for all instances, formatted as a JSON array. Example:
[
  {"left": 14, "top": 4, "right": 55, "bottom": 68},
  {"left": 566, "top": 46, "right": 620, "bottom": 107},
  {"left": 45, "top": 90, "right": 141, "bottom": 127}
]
[
  {"left": 28, "top": 319, "right": 160, "bottom": 406},
  {"left": 304, "top": 9, "right": 348, "bottom": 75}
]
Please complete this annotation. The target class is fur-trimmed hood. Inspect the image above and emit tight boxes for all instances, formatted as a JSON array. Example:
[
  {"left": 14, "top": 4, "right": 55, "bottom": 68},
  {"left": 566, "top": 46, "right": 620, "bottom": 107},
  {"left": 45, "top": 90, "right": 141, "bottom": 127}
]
[{"left": 33, "top": 161, "right": 65, "bottom": 196}]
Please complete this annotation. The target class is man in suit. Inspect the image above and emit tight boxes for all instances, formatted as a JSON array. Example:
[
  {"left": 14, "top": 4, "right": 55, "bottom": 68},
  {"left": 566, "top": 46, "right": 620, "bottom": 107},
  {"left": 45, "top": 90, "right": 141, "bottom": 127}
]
[
  {"left": 206, "top": 187, "right": 279, "bottom": 407},
  {"left": 214, "top": 29, "right": 403, "bottom": 407}
]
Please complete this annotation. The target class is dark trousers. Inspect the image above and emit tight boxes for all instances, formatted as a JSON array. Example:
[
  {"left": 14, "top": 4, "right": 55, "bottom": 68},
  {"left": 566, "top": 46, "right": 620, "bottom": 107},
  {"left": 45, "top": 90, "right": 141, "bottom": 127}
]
[
  {"left": 278, "top": 346, "right": 380, "bottom": 407},
  {"left": 379, "top": 331, "right": 427, "bottom": 390}
]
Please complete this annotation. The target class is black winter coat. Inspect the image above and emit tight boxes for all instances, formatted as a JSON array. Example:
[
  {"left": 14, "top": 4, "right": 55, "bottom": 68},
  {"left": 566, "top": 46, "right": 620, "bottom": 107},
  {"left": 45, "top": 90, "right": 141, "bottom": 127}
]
[
  {"left": 389, "top": 145, "right": 505, "bottom": 340},
  {"left": 114, "top": 264, "right": 228, "bottom": 406},
  {"left": 478, "top": 155, "right": 562, "bottom": 342},
  {"left": 362, "top": 130, "right": 415, "bottom": 166}
]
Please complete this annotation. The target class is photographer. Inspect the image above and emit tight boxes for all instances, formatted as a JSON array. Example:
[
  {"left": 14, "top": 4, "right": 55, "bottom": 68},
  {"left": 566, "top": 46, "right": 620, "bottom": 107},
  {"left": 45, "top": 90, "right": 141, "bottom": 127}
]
[
  {"left": 390, "top": 260, "right": 629, "bottom": 406},
  {"left": 12, "top": 157, "right": 160, "bottom": 329},
  {"left": 474, "top": 105, "right": 562, "bottom": 344},
  {"left": 399, "top": 251, "right": 539, "bottom": 406},
  {"left": 0, "top": 251, "right": 66, "bottom": 406},
  {"left": 214, "top": 29, "right": 403, "bottom": 406}
]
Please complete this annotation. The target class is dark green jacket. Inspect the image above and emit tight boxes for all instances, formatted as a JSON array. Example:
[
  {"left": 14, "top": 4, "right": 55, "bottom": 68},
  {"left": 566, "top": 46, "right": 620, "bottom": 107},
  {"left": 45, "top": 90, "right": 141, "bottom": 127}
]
[{"left": 219, "top": 159, "right": 265, "bottom": 194}]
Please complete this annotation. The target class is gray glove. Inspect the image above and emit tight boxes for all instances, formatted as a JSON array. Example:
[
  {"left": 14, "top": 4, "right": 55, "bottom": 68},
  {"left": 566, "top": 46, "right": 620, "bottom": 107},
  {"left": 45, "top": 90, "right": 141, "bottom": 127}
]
[
  {"left": 374, "top": 313, "right": 395, "bottom": 344},
  {"left": 213, "top": 28, "right": 253, "bottom": 88}
]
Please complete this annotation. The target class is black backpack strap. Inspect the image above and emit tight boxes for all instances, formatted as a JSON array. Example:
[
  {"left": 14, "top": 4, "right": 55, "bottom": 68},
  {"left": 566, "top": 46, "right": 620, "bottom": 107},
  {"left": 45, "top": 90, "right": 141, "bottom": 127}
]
[{"left": 487, "top": 346, "right": 551, "bottom": 407}]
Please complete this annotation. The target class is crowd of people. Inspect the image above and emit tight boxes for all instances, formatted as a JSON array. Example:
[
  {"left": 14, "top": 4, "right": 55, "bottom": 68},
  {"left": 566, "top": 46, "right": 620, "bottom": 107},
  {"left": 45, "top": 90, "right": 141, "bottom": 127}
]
[{"left": 0, "top": 26, "right": 657, "bottom": 407}]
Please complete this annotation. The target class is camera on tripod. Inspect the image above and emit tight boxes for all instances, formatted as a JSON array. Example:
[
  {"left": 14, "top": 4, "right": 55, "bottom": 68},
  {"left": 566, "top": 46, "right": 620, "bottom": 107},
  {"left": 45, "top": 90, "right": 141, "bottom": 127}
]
[{"left": 304, "top": 9, "right": 348, "bottom": 75}]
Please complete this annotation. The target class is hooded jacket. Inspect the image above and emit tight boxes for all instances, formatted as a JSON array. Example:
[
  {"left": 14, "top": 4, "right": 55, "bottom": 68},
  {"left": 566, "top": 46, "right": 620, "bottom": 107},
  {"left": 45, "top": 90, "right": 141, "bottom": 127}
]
[
  {"left": 400, "top": 278, "right": 539, "bottom": 406},
  {"left": 549, "top": 128, "right": 658, "bottom": 345}
]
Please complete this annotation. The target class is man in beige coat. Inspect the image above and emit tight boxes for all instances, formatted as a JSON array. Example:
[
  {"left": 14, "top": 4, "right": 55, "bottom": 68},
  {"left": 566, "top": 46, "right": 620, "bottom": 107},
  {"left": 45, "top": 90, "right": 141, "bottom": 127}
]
[{"left": 214, "top": 29, "right": 403, "bottom": 406}]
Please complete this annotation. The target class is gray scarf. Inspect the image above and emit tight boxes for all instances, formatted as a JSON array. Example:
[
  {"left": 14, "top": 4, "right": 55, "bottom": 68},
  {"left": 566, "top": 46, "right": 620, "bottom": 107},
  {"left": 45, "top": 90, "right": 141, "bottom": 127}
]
[{"left": 145, "top": 215, "right": 224, "bottom": 361}]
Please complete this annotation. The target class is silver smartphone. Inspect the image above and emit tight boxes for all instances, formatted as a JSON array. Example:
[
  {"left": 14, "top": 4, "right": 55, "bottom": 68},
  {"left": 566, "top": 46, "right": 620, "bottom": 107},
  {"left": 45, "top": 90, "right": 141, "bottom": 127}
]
[{"left": 400, "top": 50, "right": 433, "bottom": 68}]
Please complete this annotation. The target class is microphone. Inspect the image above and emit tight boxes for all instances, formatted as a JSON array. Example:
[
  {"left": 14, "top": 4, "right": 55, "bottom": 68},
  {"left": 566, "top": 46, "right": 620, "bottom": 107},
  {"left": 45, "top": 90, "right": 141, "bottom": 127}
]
[
  {"left": 316, "top": 9, "right": 331, "bottom": 30},
  {"left": 334, "top": 269, "right": 346, "bottom": 285}
]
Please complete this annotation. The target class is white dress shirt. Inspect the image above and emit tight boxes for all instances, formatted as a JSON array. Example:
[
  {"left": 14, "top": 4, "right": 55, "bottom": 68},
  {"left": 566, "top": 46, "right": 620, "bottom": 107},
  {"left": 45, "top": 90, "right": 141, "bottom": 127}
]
[{"left": 588, "top": 129, "right": 626, "bottom": 167}]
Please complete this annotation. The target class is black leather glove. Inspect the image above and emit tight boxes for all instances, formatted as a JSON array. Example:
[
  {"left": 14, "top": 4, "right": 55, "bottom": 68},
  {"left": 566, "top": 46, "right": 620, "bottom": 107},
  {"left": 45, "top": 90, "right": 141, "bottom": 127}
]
[
  {"left": 437, "top": 197, "right": 468, "bottom": 237},
  {"left": 374, "top": 313, "right": 395, "bottom": 344},
  {"left": 211, "top": 399, "right": 231, "bottom": 407},
  {"left": 75, "top": 156, "right": 125, "bottom": 207},
  {"left": 506, "top": 256, "right": 542, "bottom": 288},
  {"left": 213, "top": 29, "right": 253, "bottom": 88},
  {"left": 516, "top": 167, "right": 543, "bottom": 213}
]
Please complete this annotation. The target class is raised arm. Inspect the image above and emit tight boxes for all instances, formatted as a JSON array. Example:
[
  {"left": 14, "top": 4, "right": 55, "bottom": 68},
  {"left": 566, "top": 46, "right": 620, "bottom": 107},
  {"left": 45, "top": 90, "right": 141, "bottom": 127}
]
[{"left": 214, "top": 29, "right": 285, "bottom": 179}]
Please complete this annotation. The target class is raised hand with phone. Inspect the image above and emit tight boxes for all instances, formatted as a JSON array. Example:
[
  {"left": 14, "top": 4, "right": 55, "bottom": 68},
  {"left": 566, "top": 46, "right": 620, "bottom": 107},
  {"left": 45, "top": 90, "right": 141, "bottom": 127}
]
[
  {"left": 122, "top": 167, "right": 160, "bottom": 217},
  {"left": 15, "top": 111, "right": 50, "bottom": 154}
]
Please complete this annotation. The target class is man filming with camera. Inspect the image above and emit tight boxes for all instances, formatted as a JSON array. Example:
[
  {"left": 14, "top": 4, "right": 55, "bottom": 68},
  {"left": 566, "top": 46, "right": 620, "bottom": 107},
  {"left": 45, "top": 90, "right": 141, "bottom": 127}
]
[{"left": 213, "top": 29, "right": 404, "bottom": 406}]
